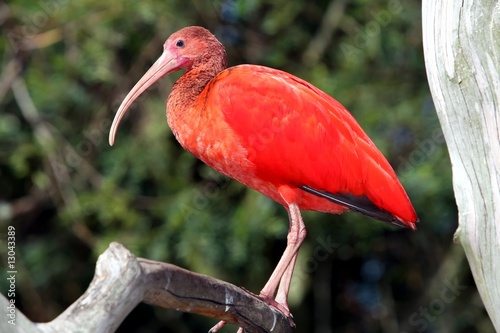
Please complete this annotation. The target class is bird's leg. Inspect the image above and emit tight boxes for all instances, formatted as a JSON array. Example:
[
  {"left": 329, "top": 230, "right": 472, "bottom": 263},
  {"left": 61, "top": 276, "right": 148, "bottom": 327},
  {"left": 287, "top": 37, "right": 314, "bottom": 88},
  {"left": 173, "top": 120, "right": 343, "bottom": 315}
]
[
  {"left": 258, "top": 202, "right": 306, "bottom": 316},
  {"left": 209, "top": 204, "right": 304, "bottom": 332},
  {"left": 274, "top": 246, "right": 299, "bottom": 307},
  {"left": 208, "top": 321, "right": 226, "bottom": 333}
]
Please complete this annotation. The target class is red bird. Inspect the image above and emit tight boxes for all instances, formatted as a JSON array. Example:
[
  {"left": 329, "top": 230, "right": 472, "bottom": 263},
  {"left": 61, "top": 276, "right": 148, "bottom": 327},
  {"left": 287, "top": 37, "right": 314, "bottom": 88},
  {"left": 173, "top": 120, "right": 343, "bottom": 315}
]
[{"left": 109, "top": 26, "right": 418, "bottom": 330}]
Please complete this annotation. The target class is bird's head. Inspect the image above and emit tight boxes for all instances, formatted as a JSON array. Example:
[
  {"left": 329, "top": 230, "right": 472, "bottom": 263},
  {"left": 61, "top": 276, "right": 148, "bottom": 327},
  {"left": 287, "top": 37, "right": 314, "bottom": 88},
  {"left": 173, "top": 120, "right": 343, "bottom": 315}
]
[{"left": 109, "top": 26, "right": 226, "bottom": 146}]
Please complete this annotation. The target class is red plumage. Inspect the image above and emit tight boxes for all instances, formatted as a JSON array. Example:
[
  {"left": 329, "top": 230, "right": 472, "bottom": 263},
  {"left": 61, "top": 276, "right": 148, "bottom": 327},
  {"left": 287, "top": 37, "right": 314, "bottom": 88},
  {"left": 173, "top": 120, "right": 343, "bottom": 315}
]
[
  {"left": 190, "top": 65, "right": 417, "bottom": 223},
  {"left": 109, "top": 26, "right": 418, "bottom": 330}
]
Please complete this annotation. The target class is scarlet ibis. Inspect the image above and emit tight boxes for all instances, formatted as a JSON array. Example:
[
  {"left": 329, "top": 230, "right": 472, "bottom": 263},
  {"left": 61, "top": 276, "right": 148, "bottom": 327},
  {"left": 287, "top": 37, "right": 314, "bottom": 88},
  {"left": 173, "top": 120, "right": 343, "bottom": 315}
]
[{"left": 109, "top": 26, "right": 418, "bottom": 329}]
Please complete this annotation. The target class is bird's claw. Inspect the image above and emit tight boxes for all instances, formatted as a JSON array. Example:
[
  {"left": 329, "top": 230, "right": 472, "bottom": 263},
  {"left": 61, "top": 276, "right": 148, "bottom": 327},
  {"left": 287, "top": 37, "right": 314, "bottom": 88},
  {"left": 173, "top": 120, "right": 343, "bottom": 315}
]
[
  {"left": 240, "top": 287, "right": 295, "bottom": 326},
  {"left": 208, "top": 320, "right": 226, "bottom": 333},
  {"left": 209, "top": 321, "right": 246, "bottom": 333},
  {"left": 208, "top": 289, "right": 295, "bottom": 332}
]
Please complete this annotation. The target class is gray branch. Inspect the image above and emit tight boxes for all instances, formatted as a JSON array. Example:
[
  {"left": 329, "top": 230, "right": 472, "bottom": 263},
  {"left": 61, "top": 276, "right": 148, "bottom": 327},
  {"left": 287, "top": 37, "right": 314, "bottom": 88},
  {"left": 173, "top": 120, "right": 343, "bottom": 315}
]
[{"left": 0, "top": 242, "right": 292, "bottom": 333}]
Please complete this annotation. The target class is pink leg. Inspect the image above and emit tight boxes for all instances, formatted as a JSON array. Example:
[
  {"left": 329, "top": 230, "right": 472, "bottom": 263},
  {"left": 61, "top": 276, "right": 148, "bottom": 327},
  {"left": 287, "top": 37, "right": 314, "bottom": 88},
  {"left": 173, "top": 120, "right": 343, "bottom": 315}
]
[
  {"left": 209, "top": 321, "right": 242, "bottom": 333},
  {"left": 259, "top": 203, "right": 306, "bottom": 314},
  {"left": 210, "top": 203, "right": 306, "bottom": 332},
  {"left": 209, "top": 321, "right": 226, "bottom": 333},
  {"left": 274, "top": 249, "right": 298, "bottom": 307}
]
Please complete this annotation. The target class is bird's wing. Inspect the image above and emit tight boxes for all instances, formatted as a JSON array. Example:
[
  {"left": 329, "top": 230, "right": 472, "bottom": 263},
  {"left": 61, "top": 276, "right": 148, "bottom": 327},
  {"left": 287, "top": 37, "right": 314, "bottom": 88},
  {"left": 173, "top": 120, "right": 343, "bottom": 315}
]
[{"left": 202, "top": 65, "right": 417, "bottom": 224}]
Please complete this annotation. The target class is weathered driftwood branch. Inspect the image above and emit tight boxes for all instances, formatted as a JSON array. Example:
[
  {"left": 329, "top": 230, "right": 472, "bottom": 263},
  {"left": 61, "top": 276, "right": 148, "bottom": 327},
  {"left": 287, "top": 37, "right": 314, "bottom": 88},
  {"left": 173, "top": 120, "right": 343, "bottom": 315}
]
[
  {"left": 0, "top": 242, "right": 292, "bottom": 333},
  {"left": 422, "top": 0, "right": 500, "bottom": 331}
]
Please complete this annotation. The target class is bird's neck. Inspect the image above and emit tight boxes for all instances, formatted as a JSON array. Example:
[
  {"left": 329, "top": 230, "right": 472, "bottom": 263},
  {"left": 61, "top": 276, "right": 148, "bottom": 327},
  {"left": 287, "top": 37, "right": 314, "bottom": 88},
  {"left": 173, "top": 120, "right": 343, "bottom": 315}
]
[
  {"left": 166, "top": 55, "right": 227, "bottom": 144},
  {"left": 168, "top": 54, "right": 227, "bottom": 112}
]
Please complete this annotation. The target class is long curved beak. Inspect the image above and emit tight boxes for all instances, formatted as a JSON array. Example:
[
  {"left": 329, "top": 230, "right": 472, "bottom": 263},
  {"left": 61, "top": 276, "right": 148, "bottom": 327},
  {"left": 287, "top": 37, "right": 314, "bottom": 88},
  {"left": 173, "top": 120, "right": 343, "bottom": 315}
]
[{"left": 109, "top": 50, "right": 180, "bottom": 146}]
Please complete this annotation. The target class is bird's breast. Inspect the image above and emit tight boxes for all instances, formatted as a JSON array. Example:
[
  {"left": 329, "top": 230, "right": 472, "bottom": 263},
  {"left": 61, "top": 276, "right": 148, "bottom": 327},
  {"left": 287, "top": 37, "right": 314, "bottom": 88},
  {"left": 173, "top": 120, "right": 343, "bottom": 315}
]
[{"left": 166, "top": 101, "right": 260, "bottom": 189}]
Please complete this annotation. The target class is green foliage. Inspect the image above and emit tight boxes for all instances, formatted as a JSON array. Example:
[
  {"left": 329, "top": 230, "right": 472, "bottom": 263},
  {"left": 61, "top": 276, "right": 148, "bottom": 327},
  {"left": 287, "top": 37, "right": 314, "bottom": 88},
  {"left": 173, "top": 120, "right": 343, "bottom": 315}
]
[{"left": 0, "top": 0, "right": 492, "bottom": 332}]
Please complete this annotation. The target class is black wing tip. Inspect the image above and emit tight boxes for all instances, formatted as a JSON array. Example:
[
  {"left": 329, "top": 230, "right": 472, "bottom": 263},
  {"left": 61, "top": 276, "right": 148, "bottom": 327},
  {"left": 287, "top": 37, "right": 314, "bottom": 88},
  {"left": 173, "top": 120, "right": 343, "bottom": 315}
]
[
  {"left": 299, "top": 185, "right": 416, "bottom": 229},
  {"left": 391, "top": 219, "right": 413, "bottom": 229}
]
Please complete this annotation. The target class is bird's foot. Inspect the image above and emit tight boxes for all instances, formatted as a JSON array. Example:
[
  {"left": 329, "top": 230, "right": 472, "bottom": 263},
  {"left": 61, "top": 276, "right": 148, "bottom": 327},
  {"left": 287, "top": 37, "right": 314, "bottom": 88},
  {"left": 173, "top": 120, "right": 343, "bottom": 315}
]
[
  {"left": 208, "top": 321, "right": 244, "bottom": 333},
  {"left": 208, "top": 289, "right": 294, "bottom": 332},
  {"left": 240, "top": 288, "right": 295, "bottom": 326},
  {"left": 208, "top": 320, "right": 226, "bottom": 333}
]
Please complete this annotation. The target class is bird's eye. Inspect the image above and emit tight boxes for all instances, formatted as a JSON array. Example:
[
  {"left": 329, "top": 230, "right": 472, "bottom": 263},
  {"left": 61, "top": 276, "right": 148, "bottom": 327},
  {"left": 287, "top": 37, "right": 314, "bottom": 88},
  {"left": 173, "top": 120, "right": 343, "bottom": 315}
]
[{"left": 176, "top": 40, "right": 185, "bottom": 48}]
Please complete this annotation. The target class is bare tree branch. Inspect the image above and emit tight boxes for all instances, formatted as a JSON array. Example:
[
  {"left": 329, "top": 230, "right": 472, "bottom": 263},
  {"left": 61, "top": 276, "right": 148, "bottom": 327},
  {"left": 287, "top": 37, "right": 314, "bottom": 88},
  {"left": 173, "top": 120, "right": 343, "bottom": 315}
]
[
  {"left": 1, "top": 243, "right": 292, "bottom": 333},
  {"left": 0, "top": 57, "right": 21, "bottom": 103},
  {"left": 142, "top": 258, "right": 293, "bottom": 332}
]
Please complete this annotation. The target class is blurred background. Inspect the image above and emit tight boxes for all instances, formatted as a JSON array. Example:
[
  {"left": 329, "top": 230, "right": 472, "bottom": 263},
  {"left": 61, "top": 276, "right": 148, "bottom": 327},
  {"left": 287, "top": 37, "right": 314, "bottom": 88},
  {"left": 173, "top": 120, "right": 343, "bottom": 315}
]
[{"left": 0, "top": 0, "right": 495, "bottom": 332}]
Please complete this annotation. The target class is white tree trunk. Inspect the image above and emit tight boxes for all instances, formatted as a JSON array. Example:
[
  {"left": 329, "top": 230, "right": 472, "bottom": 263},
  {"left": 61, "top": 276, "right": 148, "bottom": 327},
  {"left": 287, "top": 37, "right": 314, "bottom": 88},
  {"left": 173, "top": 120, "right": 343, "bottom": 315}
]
[{"left": 422, "top": 0, "right": 500, "bottom": 331}]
